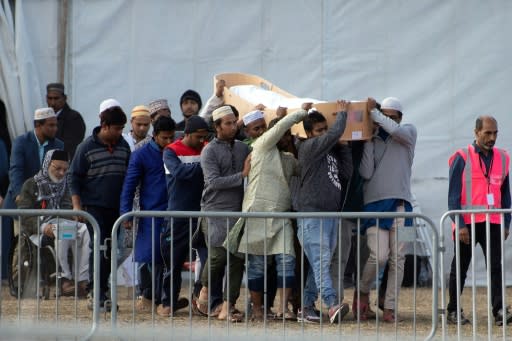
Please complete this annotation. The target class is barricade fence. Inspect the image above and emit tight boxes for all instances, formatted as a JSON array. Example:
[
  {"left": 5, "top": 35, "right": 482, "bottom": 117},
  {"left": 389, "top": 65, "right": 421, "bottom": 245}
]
[
  {"left": 440, "top": 209, "right": 511, "bottom": 341},
  {"left": 110, "top": 211, "right": 439, "bottom": 341},
  {"left": 3, "top": 209, "right": 509, "bottom": 340},
  {"left": 0, "top": 209, "right": 101, "bottom": 341}
]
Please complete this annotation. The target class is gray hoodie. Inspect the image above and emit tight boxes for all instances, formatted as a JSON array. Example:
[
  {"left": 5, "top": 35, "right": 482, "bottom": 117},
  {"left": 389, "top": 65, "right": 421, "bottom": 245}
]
[
  {"left": 359, "top": 109, "right": 417, "bottom": 204},
  {"left": 297, "top": 112, "right": 353, "bottom": 212}
]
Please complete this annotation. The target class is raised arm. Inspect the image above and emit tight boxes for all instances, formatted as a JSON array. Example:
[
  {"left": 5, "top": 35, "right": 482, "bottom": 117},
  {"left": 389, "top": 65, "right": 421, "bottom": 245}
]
[
  {"left": 253, "top": 109, "right": 307, "bottom": 152},
  {"left": 300, "top": 100, "right": 349, "bottom": 161},
  {"left": 199, "top": 79, "right": 225, "bottom": 121}
]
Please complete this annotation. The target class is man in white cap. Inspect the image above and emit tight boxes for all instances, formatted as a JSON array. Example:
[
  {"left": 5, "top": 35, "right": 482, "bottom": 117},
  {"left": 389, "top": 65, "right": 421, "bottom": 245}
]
[
  {"left": 242, "top": 110, "right": 267, "bottom": 145},
  {"left": 123, "top": 105, "right": 151, "bottom": 151},
  {"left": 3, "top": 108, "right": 63, "bottom": 210},
  {"left": 70, "top": 98, "right": 131, "bottom": 312},
  {"left": 353, "top": 97, "right": 417, "bottom": 323},
  {"left": 2, "top": 108, "right": 64, "bottom": 277},
  {"left": 195, "top": 105, "right": 251, "bottom": 321}
]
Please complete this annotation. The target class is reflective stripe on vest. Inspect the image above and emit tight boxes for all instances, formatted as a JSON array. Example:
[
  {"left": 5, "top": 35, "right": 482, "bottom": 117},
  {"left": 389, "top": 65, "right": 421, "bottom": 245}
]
[{"left": 452, "top": 145, "right": 509, "bottom": 225}]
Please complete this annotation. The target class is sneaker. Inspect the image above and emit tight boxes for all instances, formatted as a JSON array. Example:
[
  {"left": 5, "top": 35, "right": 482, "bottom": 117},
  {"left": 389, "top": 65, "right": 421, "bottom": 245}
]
[
  {"left": 136, "top": 296, "right": 153, "bottom": 312},
  {"left": 329, "top": 303, "right": 349, "bottom": 324},
  {"left": 297, "top": 306, "right": 321, "bottom": 323},
  {"left": 447, "top": 310, "right": 470, "bottom": 325},
  {"left": 495, "top": 306, "right": 512, "bottom": 326}
]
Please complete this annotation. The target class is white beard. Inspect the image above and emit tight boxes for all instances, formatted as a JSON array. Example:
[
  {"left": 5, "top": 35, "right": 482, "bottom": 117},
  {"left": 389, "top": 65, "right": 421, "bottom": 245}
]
[{"left": 49, "top": 173, "right": 65, "bottom": 184}]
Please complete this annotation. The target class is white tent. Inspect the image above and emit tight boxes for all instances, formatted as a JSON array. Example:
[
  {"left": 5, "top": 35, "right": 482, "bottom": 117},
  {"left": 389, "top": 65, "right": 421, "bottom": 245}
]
[{"left": 1, "top": 0, "right": 511, "bottom": 285}]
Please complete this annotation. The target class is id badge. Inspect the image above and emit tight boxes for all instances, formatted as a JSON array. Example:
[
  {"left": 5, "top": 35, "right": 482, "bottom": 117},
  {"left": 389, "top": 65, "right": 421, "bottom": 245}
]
[{"left": 487, "top": 193, "right": 495, "bottom": 206}]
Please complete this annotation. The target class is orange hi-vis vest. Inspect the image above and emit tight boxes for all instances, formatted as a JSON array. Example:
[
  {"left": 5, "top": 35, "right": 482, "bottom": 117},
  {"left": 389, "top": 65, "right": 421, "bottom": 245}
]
[{"left": 449, "top": 144, "right": 510, "bottom": 225}]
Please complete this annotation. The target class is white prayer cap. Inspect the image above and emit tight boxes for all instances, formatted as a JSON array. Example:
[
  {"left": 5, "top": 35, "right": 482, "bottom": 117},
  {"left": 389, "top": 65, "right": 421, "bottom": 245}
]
[
  {"left": 99, "top": 98, "right": 121, "bottom": 114},
  {"left": 212, "top": 105, "right": 234, "bottom": 121},
  {"left": 34, "top": 107, "right": 56, "bottom": 120},
  {"left": 380, "top": 97, "right": 403, "bottom": 112},
  {"left": 243, "top": 110, "right": 265, "bottom": 126}
]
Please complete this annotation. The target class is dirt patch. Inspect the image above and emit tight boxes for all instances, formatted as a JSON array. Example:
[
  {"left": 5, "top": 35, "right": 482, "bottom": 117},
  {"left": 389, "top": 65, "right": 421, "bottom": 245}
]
[{"left": 1, "top": 284, "right": 510, "bottom": 339}]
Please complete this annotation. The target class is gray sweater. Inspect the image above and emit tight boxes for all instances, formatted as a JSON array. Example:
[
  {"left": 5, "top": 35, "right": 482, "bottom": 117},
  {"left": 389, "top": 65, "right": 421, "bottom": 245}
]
[
  {"left": 359, "top": 109, "right": 417, "bottom": 204},
  {"left": 200, "top": 138, "right": 250, "bottom": 246},
  {"left": 297, "top": 111, "right": 353, "bottom": 212}
]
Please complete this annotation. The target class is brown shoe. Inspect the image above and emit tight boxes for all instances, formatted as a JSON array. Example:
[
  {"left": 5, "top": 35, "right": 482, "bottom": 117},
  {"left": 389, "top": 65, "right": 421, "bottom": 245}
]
[
  {"left": 60, "top": 278, "right": 75, "bottom": 297},
  {"left": 77, "top": 281, "right": 89, "bottom": 298}
]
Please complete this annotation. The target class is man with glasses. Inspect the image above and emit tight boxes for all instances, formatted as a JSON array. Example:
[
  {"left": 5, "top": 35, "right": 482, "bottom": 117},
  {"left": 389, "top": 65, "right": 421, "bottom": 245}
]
[
  {"left": 158, "top": 115, "right": 209, "bottom": 317},
  {"left": 17, "top": 149, "right": 90, "bottom": 297}
]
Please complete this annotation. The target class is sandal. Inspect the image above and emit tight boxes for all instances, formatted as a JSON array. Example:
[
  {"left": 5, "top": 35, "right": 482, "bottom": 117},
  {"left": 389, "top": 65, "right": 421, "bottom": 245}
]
[
  {"left": 250, "top": 305, "right": 265, "bottom": 322},
  {"left": 218, "top": 306, "right": 243, "bottom": 323},
  {"left": 193, "top": 296, "right": 222, "bottom": 317},
  {"left": 276, "top": 308, "right": 297, "bottom": 321}
]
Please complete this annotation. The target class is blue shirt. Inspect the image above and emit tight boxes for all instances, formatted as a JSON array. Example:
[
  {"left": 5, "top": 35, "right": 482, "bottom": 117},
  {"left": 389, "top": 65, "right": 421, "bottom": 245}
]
[
  {"left": 361, "top": 199, "right": 413, "bottom": 234},
  {"left": 33, "top": 131, "right": 49, "bottom": 164}
]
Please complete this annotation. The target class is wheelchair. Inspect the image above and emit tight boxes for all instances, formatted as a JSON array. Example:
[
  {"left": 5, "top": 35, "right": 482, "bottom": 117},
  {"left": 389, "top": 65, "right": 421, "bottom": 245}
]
[{"left": 8, "top": 230, "right": 57, "bottom": 300}]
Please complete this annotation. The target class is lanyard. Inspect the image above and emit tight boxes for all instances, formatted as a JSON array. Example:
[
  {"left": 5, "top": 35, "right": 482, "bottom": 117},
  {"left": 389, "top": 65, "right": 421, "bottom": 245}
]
[{"left": 478, "top": 152, "right": 494, "bottom": 184}]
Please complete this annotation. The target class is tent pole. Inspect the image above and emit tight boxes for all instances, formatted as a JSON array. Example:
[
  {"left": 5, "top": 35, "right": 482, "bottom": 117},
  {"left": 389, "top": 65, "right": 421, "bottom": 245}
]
[{"left": 57, "top": 0, "right": 68, "bottom": 83}]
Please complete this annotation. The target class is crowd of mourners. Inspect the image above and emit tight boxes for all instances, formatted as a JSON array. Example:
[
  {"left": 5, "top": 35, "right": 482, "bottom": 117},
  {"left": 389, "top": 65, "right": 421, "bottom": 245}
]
[{"left": 1, "top": 79, "right": 510, "bottom": 326}]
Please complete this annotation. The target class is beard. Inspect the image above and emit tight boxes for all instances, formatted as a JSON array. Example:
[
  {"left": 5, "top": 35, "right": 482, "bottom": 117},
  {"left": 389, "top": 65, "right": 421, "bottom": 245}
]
[{"left": 49, "top": 172, "right": 65, "bottom": 184}]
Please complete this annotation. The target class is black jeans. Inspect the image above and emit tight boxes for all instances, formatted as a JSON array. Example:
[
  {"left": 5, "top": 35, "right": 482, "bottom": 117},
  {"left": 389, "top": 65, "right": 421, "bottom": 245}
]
[
  {"left": 447, "top": 222, "right": 504, "bottom": 317},
  {"left": 160, "top": 220, "right": 193, "bottom": 308},
  {"left": 86, "top": 205, "right": 119, "bottom": 301}
]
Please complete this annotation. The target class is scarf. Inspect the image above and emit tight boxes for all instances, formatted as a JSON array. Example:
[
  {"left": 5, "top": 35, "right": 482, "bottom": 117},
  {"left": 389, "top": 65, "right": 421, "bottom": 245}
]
[{"left": 33, "top": 149, "right": 68, "bottom": 209}]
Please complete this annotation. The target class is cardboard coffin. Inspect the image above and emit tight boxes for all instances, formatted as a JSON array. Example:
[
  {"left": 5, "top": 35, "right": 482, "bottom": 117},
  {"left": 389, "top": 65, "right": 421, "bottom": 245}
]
[{"left": 214, "top": 72, "right": 373, "bottom": 140}]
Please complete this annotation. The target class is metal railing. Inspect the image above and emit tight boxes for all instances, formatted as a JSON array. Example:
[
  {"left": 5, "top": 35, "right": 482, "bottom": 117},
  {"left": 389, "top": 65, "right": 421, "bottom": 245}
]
[
  {"left": 110, "top": 210, "right": 439, "bottom": 341},
  {"left": 0, "top": 209, "right": 101, "bottom": 341},
  {"left": 440, "top": 209, "right": 511, "bottom": 341}
]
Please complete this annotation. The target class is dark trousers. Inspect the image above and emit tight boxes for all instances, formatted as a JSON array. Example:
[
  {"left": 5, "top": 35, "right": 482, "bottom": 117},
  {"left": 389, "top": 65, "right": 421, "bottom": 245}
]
[
  {"left": 160, "top": 220, "right": 192, "bottom": 308},
  {"left": 138, "top": 263, "right": 163, "bottom": 304},
  {"left": 86, "top": 205, "right": 119, "bottom": 301},
  {"left": 447, "top": 222, "right": 504, "bottom": 317},
  {"left": 1, "top": 216, "right": 13, "bottom": 279},
  {"left": 193, "top": 247, "right": 223, "bottom": 308},
  {"left": 200, "top": 246, "right": 244, "bottom": 304}
]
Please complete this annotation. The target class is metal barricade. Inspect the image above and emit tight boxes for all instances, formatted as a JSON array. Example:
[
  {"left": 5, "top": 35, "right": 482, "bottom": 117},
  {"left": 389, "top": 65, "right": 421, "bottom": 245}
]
[
  {"left": 440, "top": 209, "right": 511, "bottom": 341},
  {"left": 0, "top": 209, "right": 101, "bottom": 341},
  {"left": 110, "top": 210, "right": 439, "bottom": 341}
]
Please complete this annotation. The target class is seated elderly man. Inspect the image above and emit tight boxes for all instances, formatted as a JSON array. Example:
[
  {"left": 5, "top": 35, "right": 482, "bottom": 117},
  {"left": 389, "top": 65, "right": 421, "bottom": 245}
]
[{"left": 16, "top": 149, "right": 90, "bottom": 297}]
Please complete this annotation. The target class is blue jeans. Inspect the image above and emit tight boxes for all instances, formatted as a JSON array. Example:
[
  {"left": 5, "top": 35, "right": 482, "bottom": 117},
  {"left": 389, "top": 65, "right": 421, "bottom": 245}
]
[
  {"left": 247, "top": 254, "right": 295, "bottom": 291},
  {"left": 298, "top": 218, "right": 338, "bottom": 308}
]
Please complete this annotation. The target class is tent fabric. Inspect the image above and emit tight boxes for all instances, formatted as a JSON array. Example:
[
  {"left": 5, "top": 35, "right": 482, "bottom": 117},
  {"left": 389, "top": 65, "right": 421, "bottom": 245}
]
[{"left": 1, "top": 0, "right": 512, "bottom": 285}]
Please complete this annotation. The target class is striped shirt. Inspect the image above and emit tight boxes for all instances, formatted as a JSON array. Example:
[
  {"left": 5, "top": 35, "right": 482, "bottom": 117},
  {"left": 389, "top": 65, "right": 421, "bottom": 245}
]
[{"left": 70, "top": 126, "right": 131, "bottom": 209}]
